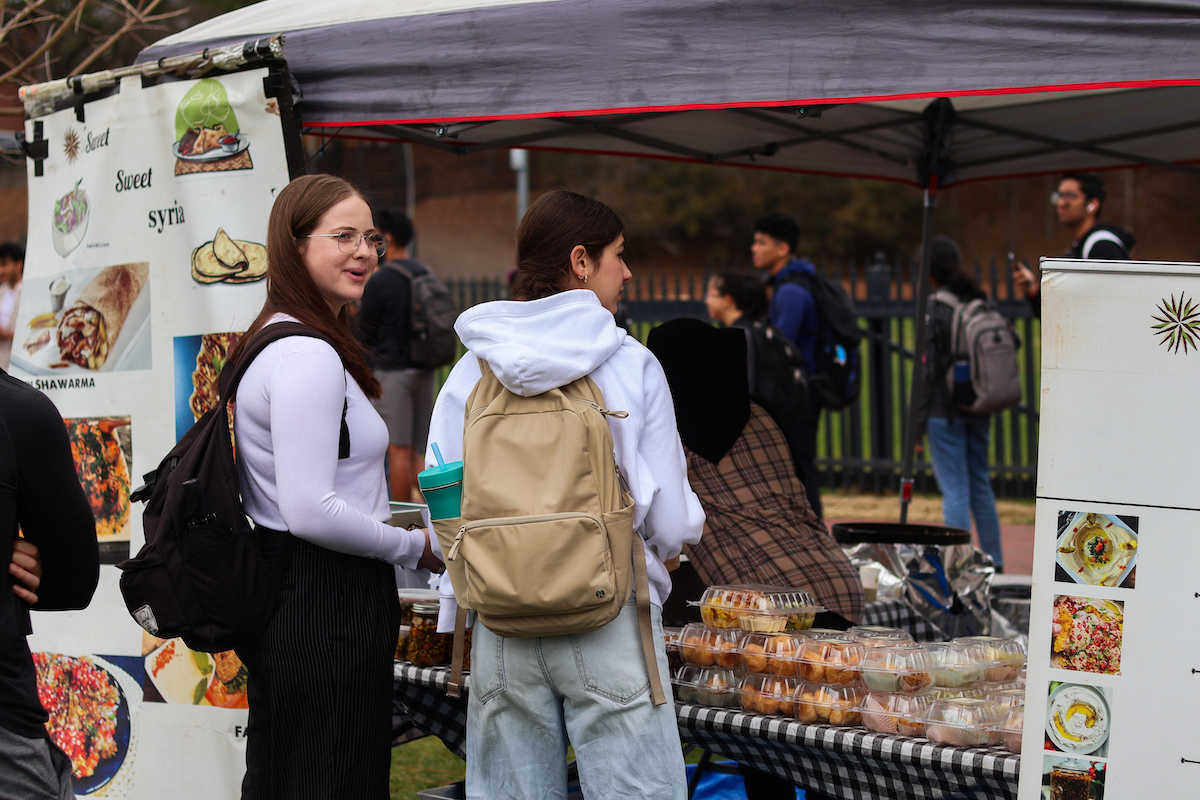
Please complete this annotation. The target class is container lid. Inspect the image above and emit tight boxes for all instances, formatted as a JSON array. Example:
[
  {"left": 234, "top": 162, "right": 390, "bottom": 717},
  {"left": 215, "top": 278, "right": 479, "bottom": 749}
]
[
  {"left": 417, "top": 461, "right": 464, "bottom": 490},
  {"left": 397, "top": 588, "right": 440, "bottom": 602},
  {"left": 411, "top": 601, "right": 441, "bottom": 614},
  {"left": 925, "top": 697, "right": 1008, "bottom": 728},
  {"left": 831, "top": 522, "right": 971, "bottom": 545}
]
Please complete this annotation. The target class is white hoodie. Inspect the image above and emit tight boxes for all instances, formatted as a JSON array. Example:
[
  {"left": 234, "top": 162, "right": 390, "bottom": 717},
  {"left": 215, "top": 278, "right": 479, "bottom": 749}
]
[{"left": 427, "top": 289, "right": 705, "bottom": 630}]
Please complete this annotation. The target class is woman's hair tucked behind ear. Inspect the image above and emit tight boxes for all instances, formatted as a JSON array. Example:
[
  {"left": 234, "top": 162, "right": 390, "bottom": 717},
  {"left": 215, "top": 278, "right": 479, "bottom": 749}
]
[
  {"left": 928, "top": 236, "right": 986, "bottom": 302},
  {"left": 510, "top": 190, "right": 623, "bottom": 301}
]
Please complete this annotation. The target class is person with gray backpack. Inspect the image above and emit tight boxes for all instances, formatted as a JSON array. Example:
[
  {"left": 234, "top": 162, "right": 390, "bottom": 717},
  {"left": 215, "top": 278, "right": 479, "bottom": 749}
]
[{"left": 913, "top": 236, "right": 1020, "bottom": 571}]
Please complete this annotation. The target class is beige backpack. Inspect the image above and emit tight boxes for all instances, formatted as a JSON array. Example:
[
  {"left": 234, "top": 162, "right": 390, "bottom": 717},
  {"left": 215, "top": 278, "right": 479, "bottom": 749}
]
[{"left": 431, "top": 359, "right": 666, "bottom": 704}]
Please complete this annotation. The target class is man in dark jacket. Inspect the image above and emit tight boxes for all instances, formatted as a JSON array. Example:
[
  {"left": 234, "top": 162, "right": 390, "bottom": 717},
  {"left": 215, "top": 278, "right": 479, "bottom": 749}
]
[
  {"left": 0, "top": 371, "right": 99, "bottom": 799},
  {"left": 1014, "top": 172, "right": 1136, "bottom": 316},
  {"left": 356, "top": 210, "right": 436, "bottom": 502}
]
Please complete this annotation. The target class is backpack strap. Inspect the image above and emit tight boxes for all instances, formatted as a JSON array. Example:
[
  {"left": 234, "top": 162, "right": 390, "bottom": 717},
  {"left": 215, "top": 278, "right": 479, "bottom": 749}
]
[
  {"left": 447, "top": 605, "right": 469, "bottom": 698},
  {"left": 632, "top": 533, "right": 667, "bottom": 705},
  {"left": 1081, "top": 229, "right": 1128, "bottom": 259}
]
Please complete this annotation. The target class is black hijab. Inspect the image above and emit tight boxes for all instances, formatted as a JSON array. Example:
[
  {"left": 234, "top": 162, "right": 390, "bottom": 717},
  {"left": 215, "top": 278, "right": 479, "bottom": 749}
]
[{"left": 646, "top": 318, "right": 751, "bottom": 464}]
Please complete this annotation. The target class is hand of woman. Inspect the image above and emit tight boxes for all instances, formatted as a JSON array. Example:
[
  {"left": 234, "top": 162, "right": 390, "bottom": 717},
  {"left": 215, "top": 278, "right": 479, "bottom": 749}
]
[
  {"left": 416, "top": 529, "right": 444, "bottom": 573},
  {"left": 10, "top": 538, "right": 42, "bottom": 605}
]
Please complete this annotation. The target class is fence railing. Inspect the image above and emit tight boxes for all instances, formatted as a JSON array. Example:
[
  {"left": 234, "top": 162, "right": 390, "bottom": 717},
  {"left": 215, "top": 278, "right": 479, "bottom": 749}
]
[{"left": 443, "top": 255, "right": 1040, "bottom": 498}]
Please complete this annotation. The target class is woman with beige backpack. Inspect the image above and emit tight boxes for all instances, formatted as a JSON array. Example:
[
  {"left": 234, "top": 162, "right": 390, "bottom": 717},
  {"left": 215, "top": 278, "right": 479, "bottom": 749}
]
[{"left": 425, "top": 189, "right": 704, "bottom": 800}]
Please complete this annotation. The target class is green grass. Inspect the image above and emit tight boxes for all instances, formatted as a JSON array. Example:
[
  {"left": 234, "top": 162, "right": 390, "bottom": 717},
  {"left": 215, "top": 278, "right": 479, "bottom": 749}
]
[{"left": 390, "top": 737, "right": 466, "bottom": 800}]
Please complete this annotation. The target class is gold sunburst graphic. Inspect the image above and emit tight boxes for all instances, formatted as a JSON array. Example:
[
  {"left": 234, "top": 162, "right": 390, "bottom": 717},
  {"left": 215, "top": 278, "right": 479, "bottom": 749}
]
[
  {"left": 63, "top": 128, "right": 80, "bottom": 163},
  {"left": 1151, "top": 293, "right": 1200, "bottom": 354}
]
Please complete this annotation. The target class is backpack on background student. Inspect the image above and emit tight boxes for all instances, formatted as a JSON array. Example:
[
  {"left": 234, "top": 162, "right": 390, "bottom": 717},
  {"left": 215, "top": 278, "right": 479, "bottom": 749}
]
[
  {"left": 742, "top": 319, "right": 808, "bottom": 425},
  {"left": 119, "top": 323, "right": 348, "bottom": 653},
  {"left": 932, "top": 288, "right": 1022, "bottom": 415},
  {"left": 430, "top": 359, "right": 666, "bottom": 705},
  {"left": 383, "top": 259, "right": 459, "bottom": 369},
  {"left": 778, "top": 271, "right": 864, "bottom": 411}
]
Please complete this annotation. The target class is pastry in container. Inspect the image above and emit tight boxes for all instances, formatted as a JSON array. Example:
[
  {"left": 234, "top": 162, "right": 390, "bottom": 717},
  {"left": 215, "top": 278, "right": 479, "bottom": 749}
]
[
  {"left": 999, "top": 706, "right": 1024, "bottom": 752},
  {"left": 984, "top": 687, "right": 1027, "bottom": 707},
  {"left": 794, "top": 682, "right": 865, "bottom": 726},
  {"left": 859, "top": 645, "right": 934, "bottom": 693},
  {"left": 673, "top": 665, "right": 740, "bottom": 708},
  {"left": 797, "top": 636, "right": 864, "bottom": 685},
  {"left": 950, "top": 636, "right": 1026, "bottom": 681},
  {"left": 739, "top": 632, "right": 803, "bottom": 676},
  {"left": 927, "top": 642, "right": 989, "bottom": 688},
  {"left": 697, "top": 584, "right": 822, "bottom": 632},
  {"left": 678, "top": 623, "right": 741, "bottom": 669},
  {"left": 846, "top": 626, "right": 915, "bottom": 648},
  {"left": 923, "top": 698, "right": 1008, "bottom": 747},
  {"left": 737, "top": 673, "right": 799, "bottom": 716},
  {"left": 664, "top": 627, "right": 684, "bottom": 675},
  {"left": 859, "top": 691, "right": 936, "bottom": 736}
]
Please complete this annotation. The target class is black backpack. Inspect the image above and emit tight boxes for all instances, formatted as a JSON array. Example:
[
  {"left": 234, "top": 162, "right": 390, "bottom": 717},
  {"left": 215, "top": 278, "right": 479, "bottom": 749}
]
[
  {"left": 778, "top": 271, "right": 864, "bottom": 411},
  {"left": 118, "top": 323, "right": 348, "bottom": 653},
  {"left": 383, "top": 259, "right": 459, "bottom": 369},
  {"left": 742, "top": 320, "right": 808, "bottom": 425}
]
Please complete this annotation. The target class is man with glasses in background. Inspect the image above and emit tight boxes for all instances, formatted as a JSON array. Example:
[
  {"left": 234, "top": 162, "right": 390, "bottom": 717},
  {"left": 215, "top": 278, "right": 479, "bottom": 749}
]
[{"left": 1012, "top": 172, "right": 1136, "bottom": 316}]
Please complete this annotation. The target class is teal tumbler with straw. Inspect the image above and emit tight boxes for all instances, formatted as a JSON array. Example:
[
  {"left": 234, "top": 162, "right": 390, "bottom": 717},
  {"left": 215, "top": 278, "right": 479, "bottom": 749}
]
[{"left": 417, "top": 443, "right": 463, "bottom": 521}]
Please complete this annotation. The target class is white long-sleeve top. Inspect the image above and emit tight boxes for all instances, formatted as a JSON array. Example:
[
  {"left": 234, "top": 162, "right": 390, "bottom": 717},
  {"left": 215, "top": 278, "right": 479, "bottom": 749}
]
[
  {"left": 427, "top": 290, "right": 705, "bottom": 630},
  {"left": 233, "top": 314, "right": 426, "bottom": 567}
]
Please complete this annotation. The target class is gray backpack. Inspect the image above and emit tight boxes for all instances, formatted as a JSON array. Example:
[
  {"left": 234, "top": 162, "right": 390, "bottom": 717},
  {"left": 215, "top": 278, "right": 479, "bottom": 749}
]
[{"left": 933, "top": 288, "right": 1022, "bottom": 415}]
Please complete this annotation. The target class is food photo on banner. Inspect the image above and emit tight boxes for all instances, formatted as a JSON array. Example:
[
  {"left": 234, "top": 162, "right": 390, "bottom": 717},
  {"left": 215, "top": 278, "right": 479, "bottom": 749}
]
[
  {"left": 18, "top": 60, "right": 295, "bottom": 797},
  {"left": 1043, "top": 682, "right": 1111, "bottom": 759},
  {"left": 1054, "top": 511, "right": 1138, "bottom": 589}
]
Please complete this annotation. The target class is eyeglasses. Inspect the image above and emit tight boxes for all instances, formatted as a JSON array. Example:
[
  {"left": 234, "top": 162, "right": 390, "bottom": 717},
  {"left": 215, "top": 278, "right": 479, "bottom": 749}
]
[
  {"left": 1049, "top": 191, "right": 1082, "bottom": 206},
  {"left": 304, "top": 231, "right": 388, "bottom": 257}
]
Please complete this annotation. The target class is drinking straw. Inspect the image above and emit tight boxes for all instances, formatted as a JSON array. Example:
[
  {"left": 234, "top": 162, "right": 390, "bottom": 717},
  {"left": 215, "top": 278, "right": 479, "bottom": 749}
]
[{"left": 431, "top": 442, "right": 445, "bottom": 468}]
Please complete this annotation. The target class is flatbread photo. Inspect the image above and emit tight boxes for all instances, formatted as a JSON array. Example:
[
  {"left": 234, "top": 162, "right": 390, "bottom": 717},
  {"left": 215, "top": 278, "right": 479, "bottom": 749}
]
[{"left": 191, "top": 227, "right": 267, "bottom": 285}]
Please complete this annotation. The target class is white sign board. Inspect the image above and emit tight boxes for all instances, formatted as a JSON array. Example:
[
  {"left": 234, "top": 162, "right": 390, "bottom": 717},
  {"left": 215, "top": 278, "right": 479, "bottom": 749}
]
[
  {"left": 1019, "top": 258, "right": 1200, "bottom": 799},
  {"left": 13, "top": 68, "right": 291, "bottom": 797}
]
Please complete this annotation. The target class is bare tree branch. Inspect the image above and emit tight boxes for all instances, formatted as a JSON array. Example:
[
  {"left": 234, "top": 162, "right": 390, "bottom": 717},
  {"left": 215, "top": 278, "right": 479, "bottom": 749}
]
[{"left": 0, "top": 0, "right": 92, "bottom": 87}]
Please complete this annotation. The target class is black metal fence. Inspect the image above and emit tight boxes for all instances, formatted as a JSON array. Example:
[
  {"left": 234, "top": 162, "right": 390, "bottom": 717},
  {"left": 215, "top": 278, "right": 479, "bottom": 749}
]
[{"left": 443, "top": 255, "right": 1040, "bottom": 498}]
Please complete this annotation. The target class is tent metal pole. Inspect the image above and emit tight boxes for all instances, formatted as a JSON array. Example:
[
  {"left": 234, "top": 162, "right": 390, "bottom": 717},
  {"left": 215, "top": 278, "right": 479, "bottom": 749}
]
[{"left": 899, "top": 176, "right": 937, "bottom": 523}]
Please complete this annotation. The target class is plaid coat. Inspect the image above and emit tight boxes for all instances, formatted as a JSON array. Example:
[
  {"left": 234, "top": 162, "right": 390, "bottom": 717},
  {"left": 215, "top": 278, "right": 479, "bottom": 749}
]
[{"left": 683, "top": 403, "right": 864, "bottom": 623}]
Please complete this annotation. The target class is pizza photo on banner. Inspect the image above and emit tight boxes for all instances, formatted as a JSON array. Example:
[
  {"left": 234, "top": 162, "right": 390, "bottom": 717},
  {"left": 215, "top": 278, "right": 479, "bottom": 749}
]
[{"left": 18, "top": 64, "right": 294, "bottom": 797}]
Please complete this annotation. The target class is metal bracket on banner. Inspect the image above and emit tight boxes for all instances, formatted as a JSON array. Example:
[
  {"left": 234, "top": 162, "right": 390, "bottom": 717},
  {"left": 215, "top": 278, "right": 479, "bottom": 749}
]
[
  {"left": 72, "top": 77, "right": 86, "bottom": 123},
  {"left": 16, "top": 122, "right": 49, "bottom": 177},
  {"left": 263, "top": 63, "right": 306, "bottom": 179}
]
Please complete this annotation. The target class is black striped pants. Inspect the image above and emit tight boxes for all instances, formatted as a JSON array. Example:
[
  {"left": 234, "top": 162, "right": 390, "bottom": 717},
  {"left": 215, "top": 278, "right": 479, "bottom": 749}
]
[{"left": 237, "top": 539, "right": 400, "bottom": 800}]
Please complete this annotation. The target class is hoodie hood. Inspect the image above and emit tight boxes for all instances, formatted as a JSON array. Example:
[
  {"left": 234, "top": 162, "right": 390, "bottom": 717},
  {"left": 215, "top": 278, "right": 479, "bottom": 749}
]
[{"left": 454, "top": 290, "right": 627, "bottom": 396}]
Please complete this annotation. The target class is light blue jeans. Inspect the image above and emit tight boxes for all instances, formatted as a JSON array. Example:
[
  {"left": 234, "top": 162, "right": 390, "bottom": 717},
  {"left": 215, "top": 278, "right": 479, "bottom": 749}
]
[
  {"left": 926, "top": 415, "right": 1004, "bottom": 567},
  {"left": 466, "top": 596, "right": 687, "bottom": 800}
]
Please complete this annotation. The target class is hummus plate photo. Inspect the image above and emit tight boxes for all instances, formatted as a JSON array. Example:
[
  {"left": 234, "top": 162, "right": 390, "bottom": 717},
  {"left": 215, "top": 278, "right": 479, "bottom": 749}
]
[
  {"left": 1055, "top": 511, "right": 1137, "bottom": 588},
  {"left": 1046, "top": 682, "right": 1110, "bottom": 755}
]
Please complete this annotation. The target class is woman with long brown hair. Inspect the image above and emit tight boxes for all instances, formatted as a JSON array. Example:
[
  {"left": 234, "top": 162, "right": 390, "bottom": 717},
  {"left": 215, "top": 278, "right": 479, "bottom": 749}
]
[{"left": 228, "top": 174, "right": 440, "bottom": 800}]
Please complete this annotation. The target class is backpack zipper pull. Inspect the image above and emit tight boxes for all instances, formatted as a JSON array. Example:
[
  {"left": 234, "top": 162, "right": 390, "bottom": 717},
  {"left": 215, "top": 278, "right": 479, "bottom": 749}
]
[
  {"left": 588, "top": 401, "right": 629, "bottom": 419},
  {"left": 447, "top": 526, "right": 467, "bottom": 561}
]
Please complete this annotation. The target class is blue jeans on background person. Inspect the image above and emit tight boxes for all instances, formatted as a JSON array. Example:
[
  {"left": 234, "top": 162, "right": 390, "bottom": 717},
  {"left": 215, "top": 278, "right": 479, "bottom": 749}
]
[
  {"left": 466, "top": 596, "right": 687, "bottom": 800},
  {"left": 926, "top": 414, "right": 1004, "bottom": 568}
]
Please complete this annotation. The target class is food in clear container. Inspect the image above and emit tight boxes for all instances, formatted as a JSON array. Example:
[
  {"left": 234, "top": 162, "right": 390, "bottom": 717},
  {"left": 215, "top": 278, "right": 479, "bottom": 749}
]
[
  {"left": 797, "top": 636, "right": 864, "bottom": 685},
  {"left": 951, "top": 636, "right": 1026, "bottom": 681},
  {"left": 799, "top": 627, "right": 847, "bottom": 639},
  {"left": 664, "top": 627, "right": 684, "bottom": 675},
  {"left": 678, "top": 623, "right": 741, "bottom": 668},
  {"left": 673, "top": 665, "right": 739, "bottom": 708},
  {"left": 924, "top": 698, "right": 1008, "bottom": 746},
  {"left": 737, "top": 673, "right": 798, "bottom": 716},
  {"left": 739, "top": 632, "right": 802, "bottom": 675},
  {"left": 927, "top": 642, "right": 989, "bottom": 688},
  {"left": 859, "top": 645, "right": 934, "bottom": 692},
  {"left": 846, "top": 626, "right": 915, "bottom": 648},
  {"left": 697, "top": 584, "right": 822, "bottom": 632},
  {"left": 1000, "top": 706, "right": 1024, "bottom": 752},
  {"left": 859, "top": 691, "right": 936, "bottom": 736},
  {"left": 926, "top": 686, "right": 985, "bottom": 701},
  {"left": 984, "top": 687, "right": 1026, "bottom": 708},
  {"left": 794, "top": 682, "right": 864, "bottom": 726}
]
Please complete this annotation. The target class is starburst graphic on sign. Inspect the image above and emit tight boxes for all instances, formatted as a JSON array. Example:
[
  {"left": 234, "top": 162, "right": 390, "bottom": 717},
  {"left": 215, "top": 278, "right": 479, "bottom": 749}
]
[
  {"left": 1151, "top": 293, "right": 1200, "bottom": 354},
  {"left": 63, "top": 128, "right": 80, "bottom": 163}
]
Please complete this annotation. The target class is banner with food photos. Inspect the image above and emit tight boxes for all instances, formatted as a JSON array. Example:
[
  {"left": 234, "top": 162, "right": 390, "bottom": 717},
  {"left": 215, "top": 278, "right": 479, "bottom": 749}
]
[
  {"left": 1018, "top": 258, "right": 1200, "bottom": 799},
  {"left": 14, "top": 68, "right": 291, "bottom": 797}
]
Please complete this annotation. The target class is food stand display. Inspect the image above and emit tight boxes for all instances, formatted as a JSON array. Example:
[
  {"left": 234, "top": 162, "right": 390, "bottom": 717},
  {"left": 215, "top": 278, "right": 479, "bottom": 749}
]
[{"left": 1015, "top": 258, "right": 1200, "bottom": 799}]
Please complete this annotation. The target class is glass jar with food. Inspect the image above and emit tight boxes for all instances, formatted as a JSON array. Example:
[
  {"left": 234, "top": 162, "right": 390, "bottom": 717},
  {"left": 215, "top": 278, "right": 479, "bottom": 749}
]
[{"left": 408, "top": 602, "right": 449, "bottom": 667}]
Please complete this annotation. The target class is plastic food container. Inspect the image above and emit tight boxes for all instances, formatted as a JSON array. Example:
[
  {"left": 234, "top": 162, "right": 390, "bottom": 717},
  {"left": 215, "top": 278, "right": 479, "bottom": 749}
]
[
  {"left": 927, "top": 642, "right": 990, "bottom": 688},
  {"left": 797, "top": 636, "right": 864, "bottom": 685},
  {"left": 672, "top": 665, "right": 740, "bottom": 708},
  {"left": 738, "top": 632, "right": 804, "bottom": 675},
  {"left": 951, "top": 636, "right": 1026, "bottom": 681},
  {"left": 859, "top": 691, "right": 936, "bottom": 736},
  {"left": 984, "top": 687, "right": 1027, "bottom": 708},
  {"left": 697, "top": 585, "right": 822, "bottom": 632},
  {"left": 794, "top": 682, "right": 865, "bottom": 726},
  {"left": 923, "top": 698, "right": 1008, "bottom": 747},
  {"left": 846, "top": 626, "right": 915, "bottom": 648},
  {"left": 926, "top": 687, "right": 985, "bottom": 701},
  {"left": 737, "top": 674, "right": 799, "bottom": 717},
  {"left": 980, "top": 680, "right": 1025, "bottom": 693},
  {"left": 678, "top": 623, "right": 742, "bottom": 669},
  {"left": 664, "top": 627, "right": 684, "bottom": 675},
  {"left": 394, "top": 625, "right": 411, "bottom": 660},
  {"left": 799, "top": 627, "right": 848, "bottom": 639},
  {"left": 999, "top": 706, "right": 1024, "bottom": 752},
  {"left": 859, "top": 645, "right": 935, "bottom": 693}
]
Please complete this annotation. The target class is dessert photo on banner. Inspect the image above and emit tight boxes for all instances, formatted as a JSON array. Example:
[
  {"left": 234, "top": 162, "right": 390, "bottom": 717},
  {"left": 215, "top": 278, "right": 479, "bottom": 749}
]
[
  {"left": 1042, "top": 754, "right": 1107, "bottom": 800},
  {"left": 1055, "top": 510, "right": 1138, "bottom": 588},
  {"left": 32, "top": 653, "right": 143, "bottom": 796},
  {"left": 63, "top": 415, "right": 133, "bottom": 564},
  {"left": 1050, "top": 595, "right": 1124, "bottom": 676},
  {"left": 173, "top": 331, "right": 244, "bottom": 438},
  {"left": 141, "top": 633, "right": 249, "bottom": 709},
  {"left": 12, "top": 262, "right": 151, "bottom": 374},
  {"left": 1044, "top": 681, "right": 1112, "bottom": 758}
]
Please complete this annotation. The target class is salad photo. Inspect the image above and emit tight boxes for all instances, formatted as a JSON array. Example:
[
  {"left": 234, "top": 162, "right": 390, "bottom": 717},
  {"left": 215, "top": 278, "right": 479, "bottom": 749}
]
[{"left": 52, "top": 179, "right": 90, "bottom": 256}]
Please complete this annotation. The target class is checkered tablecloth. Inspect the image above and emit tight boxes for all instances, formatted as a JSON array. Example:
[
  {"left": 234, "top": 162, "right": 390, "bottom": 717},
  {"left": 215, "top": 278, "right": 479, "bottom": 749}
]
[
  {"left": 393, "top": 663, "right": 1019, "bottom": 799},
  {"left": 860, "top": 597, "right": 948, "bottom": 641}
]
